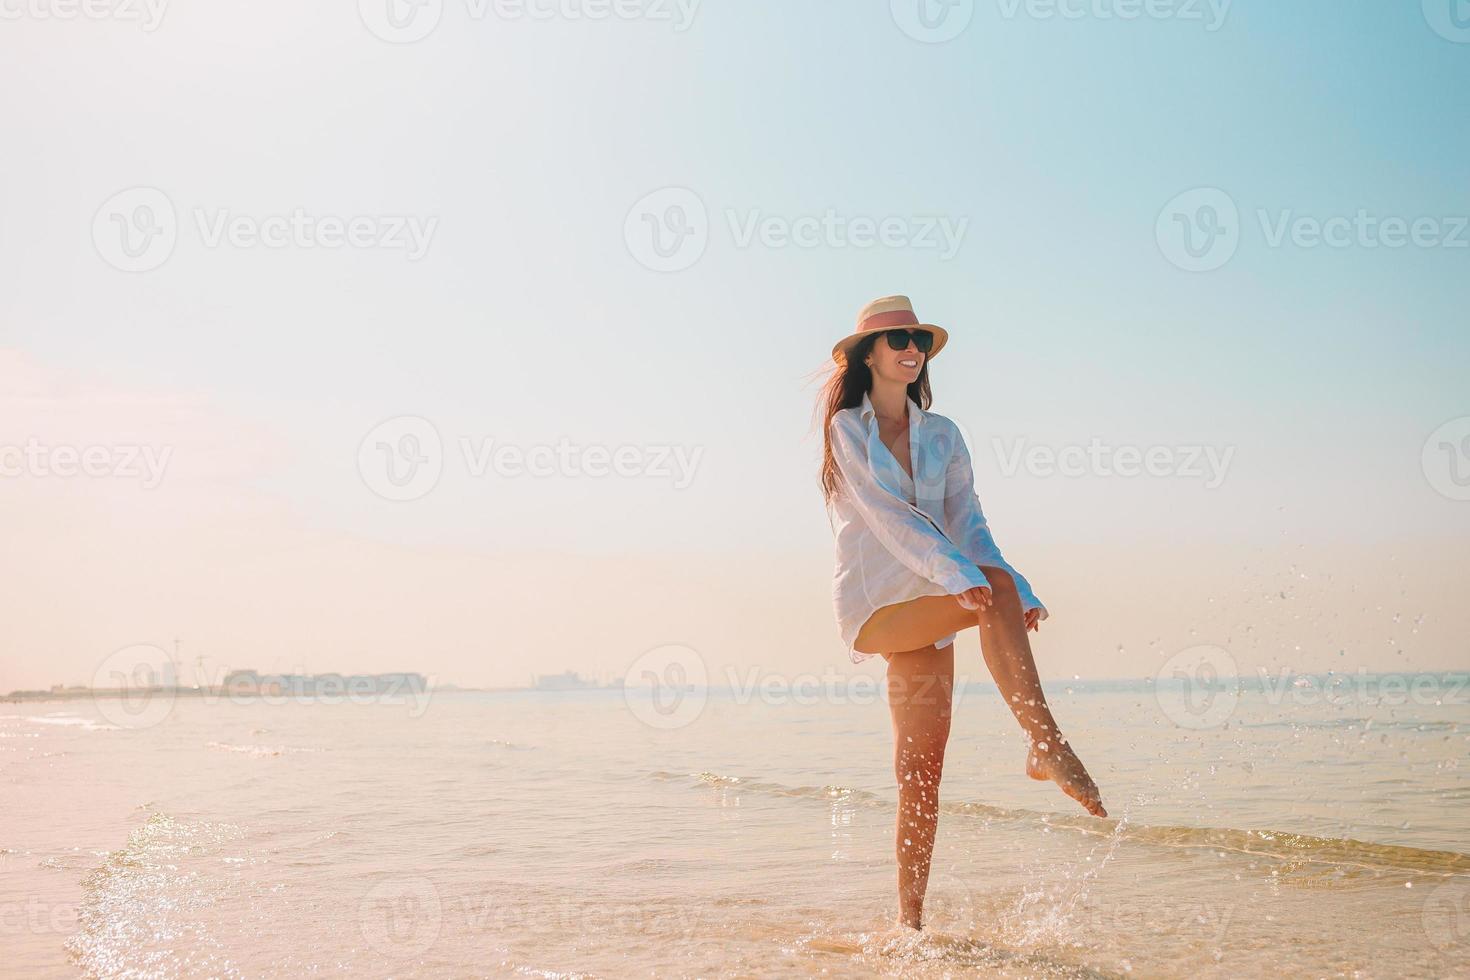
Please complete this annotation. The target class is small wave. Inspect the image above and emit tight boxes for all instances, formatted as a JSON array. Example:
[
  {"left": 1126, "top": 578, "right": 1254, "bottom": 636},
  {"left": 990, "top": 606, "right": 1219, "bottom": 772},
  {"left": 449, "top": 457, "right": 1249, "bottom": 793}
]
[
  {"left": 1238, "top": 717, "right": 1461, "bottom": 732},
  {"left": 206, "top": 741, "right": 319, "bottom": 758},
  {"left": 653, "top": 770, "right": 1470, "bottom": 876},
  {"left": 38, "top": 852, "right": 109, "bottom": 871},
  {"left": 503, "top": 964, "right": 596, "bottom": 980},
  {"left": 22, "top": 715, "right": 121, "bottom": 732},
  {"left": 651, "top": 770, "right": 885, "bottom": 806},
  {"left": 1110, "top": 822, "right": 1470, "bottom": 876}
]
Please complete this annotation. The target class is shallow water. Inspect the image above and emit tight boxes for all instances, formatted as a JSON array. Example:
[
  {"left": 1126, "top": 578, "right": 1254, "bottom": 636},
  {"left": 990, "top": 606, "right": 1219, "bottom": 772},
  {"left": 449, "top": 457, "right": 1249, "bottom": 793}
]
[{"left": 2, "top": 677, "right": 1466, "bottom": 978}]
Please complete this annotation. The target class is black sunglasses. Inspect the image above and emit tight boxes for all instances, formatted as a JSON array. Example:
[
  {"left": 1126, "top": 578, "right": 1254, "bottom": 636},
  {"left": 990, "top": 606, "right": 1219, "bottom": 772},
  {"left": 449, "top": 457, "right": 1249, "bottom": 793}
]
[{"left": 882, "top": 328, "right": 934, "bottom": 354}]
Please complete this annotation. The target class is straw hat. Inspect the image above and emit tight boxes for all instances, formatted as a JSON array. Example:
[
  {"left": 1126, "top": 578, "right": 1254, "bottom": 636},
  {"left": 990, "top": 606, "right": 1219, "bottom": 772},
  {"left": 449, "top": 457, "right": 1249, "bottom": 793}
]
[{"left": 831, "top": 295, "right": 949, "bottom": 364}]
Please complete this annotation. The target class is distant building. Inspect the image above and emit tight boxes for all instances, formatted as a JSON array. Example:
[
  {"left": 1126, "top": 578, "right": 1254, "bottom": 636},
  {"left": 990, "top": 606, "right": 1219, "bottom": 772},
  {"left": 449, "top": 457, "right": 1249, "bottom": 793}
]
[{"left": 531, "top": 670, "right": 596, "bottom": 691}]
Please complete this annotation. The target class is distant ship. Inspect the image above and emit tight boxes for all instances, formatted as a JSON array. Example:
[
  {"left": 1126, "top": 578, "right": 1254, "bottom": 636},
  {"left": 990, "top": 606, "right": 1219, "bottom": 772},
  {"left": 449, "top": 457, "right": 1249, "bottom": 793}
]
[{"left": 531, "top": 670, "right": 600, "bottom": 691}]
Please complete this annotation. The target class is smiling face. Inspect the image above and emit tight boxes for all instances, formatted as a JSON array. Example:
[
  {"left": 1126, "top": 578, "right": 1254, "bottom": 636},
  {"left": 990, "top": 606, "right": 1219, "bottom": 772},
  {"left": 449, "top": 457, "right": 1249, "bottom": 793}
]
[{"left": 863, "top": 330, "right": 926, "bottom": 385}]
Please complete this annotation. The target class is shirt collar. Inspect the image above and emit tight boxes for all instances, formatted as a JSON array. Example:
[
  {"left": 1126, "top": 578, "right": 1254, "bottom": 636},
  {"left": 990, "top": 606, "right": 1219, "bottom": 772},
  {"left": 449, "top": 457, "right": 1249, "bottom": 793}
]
[{"left": 859, "top": 391, "right": 926, "bottom": 428}]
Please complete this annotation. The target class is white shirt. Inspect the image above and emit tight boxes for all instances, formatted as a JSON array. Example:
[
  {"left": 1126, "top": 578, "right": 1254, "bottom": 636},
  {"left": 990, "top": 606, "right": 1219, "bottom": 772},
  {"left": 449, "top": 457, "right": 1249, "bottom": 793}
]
[{"left": 826, "top": 392, "right": 1048, "bottom": 663}]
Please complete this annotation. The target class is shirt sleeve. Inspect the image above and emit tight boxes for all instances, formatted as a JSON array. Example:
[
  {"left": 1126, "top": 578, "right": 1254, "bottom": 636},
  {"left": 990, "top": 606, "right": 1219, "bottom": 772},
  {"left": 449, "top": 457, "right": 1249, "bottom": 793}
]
[
  {"left": 829, "top": 416, "right": 991, "bottom": 596},
  {"left": 941, "top": 426, "right": 1048, "bottom": 615},
  {"left": 941, "top": 431, "right": 1008, "bottom": 568}
]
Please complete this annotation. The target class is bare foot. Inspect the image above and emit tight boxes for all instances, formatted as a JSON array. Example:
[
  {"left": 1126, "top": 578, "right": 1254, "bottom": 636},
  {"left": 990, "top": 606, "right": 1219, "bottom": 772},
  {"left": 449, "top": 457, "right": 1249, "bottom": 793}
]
[{"left": 1025, "top": 737, "right": 1107, "bottom": 817}]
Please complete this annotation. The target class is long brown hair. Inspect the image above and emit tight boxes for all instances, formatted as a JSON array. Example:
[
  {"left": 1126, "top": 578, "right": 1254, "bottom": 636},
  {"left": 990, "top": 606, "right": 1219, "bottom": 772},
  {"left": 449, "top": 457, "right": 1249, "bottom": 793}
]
[{"left": 817, "top": 334, "right": 932, "bottom": 504}]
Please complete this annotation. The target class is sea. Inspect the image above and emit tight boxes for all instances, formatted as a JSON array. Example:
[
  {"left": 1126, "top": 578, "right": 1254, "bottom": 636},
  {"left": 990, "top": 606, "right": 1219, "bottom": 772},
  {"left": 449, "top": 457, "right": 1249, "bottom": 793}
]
[{"left": 2, "top": 672, "right": 1467, "bottom": 979}]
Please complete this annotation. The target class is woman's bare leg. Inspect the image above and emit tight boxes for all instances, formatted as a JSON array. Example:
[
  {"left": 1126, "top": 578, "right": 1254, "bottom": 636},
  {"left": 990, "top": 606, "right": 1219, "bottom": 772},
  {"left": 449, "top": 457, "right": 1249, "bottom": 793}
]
[
  {"left": 881, "top": 642, "right": 954, "bottom": 931},
  {"left": 855, "top": 577, "right": 1107, "bottom": 818},
  {"left": 974, "top": 567, "right": 1106, "bottom": 817}
]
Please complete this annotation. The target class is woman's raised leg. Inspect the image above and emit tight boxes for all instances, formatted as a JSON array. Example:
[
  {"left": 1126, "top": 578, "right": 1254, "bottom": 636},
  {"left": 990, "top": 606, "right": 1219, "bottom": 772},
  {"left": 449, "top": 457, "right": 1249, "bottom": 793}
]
[
  {"left": 881, "top": 642, "right": 954, "bottom": 931},
  {"left": 974, "top": 567, "right": 1107, "bottom": 818}
]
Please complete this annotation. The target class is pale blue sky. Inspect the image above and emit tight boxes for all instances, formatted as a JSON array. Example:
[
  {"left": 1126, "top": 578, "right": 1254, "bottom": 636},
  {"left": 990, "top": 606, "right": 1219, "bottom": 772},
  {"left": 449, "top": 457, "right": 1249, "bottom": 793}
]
[{"left": 1, "top": 1, "right": 1466, "bottom": 689}]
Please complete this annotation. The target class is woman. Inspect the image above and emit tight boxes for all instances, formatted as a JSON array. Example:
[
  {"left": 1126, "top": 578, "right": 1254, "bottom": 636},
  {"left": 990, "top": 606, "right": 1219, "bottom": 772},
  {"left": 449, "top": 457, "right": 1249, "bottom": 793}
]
[{"left": 819, "top": 295, "right": 1107, "bottom": 932}]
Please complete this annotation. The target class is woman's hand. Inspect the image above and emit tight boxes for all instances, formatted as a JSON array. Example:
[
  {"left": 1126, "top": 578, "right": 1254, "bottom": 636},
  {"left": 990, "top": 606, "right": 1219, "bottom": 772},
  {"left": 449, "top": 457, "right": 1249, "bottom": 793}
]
[
  {"left": 1024, "top": 608, "right": 1042, "bottom": 632},
  {"left": 954, "top": 586, "right": 992, "bottom": 611}
]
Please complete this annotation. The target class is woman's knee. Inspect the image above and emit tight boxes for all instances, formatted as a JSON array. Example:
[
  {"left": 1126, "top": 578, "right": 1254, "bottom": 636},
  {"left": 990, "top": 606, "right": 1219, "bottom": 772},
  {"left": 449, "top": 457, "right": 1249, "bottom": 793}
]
[
  {"left": 980, "top": 566, "right": 1020, "bottom": 605},
  {"left": 896, "top": 736, "right": 949, "bottom": 785}
]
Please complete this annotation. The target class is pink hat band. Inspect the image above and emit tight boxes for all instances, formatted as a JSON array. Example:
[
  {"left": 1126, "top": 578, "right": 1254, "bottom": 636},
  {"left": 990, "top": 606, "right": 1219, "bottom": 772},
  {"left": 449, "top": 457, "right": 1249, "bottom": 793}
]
[{"left": 859, "top": 310, "right": 920, "bottom": 332}]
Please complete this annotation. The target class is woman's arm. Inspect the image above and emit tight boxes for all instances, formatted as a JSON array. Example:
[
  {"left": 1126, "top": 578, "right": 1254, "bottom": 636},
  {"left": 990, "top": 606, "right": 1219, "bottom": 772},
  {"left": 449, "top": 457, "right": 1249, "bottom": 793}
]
[
  {"left": 829, "top": 415, "right": 992, "bottom": 597},
  {"left": 941, "top": 424, "right": 1049, "bottom": 627}
]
